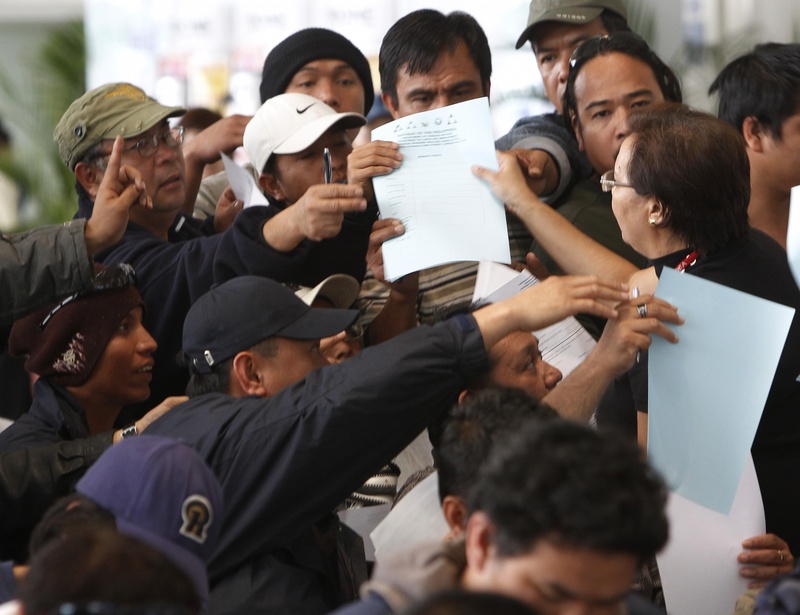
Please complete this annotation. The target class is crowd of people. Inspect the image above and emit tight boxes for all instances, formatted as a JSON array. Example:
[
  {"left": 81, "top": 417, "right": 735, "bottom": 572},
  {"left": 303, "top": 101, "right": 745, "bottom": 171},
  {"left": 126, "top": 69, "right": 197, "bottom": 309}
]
[{"left": 2, "top": 0, "right": 800, "bottom": 613}]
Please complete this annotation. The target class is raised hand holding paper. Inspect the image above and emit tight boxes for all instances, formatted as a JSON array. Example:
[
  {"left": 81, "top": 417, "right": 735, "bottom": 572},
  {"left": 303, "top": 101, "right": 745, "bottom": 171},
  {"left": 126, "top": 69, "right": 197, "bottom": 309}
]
[{"left": 371, "top": 98, "right": 511, "bottom": 281}]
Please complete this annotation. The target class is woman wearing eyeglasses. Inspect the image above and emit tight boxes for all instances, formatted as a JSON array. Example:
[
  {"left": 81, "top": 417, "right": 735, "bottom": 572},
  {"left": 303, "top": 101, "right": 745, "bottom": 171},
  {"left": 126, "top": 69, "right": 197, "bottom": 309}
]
[
  {"left": 474, "top": 102, "right": 800, "bottom": 581},
  {"left": 0, "top": 264, "right": 166, "bottom": 454}
]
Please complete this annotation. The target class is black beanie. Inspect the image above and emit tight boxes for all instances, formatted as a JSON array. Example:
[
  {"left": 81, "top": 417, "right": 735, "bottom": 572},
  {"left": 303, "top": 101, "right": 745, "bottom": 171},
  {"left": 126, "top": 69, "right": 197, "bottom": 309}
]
[{"left": 259, "top": 28, "right": 374, "bottom": 115}]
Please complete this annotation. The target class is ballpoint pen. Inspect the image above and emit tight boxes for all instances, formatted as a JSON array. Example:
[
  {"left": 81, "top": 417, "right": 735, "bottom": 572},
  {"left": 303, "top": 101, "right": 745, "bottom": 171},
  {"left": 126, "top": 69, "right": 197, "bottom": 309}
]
[{"left": 323, "top": 147, "right": 332, "bottom": 184}]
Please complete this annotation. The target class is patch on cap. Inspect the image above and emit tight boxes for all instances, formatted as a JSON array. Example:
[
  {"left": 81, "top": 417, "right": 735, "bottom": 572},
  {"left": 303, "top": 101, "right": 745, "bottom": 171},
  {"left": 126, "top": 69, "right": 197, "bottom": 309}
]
[
  {"left": 180, "top": 494, "right": 214, "bottom": 544},
  {"left": 103, "top": 83, "right": 148, "bottom": 102}
]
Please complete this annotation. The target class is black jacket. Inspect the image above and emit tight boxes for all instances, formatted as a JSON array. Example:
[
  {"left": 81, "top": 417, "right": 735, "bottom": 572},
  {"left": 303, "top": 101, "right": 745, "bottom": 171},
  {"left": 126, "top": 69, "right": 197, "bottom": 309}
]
[{"left": 145, "top": 315, "right": 488, "bottom": 615}]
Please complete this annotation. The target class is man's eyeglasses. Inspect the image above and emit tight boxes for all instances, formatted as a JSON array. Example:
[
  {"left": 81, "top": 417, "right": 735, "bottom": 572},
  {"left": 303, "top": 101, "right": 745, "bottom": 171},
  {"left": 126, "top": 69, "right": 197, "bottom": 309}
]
[
  {"left": 38, "top": 264, "right": 137, "bottom": 330},
  {"left": 122, "top": 126, "right": 185, "bottom": 158},
  {"left": 599, "top": 170, "right": 633, "bottom": 193}
]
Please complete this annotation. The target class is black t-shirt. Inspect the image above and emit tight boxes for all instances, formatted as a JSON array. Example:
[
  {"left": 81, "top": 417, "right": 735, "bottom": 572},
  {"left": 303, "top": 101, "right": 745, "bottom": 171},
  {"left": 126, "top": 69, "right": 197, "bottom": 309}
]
[{"left": 596, "top": 229, "right": 800, "bottom": 553}]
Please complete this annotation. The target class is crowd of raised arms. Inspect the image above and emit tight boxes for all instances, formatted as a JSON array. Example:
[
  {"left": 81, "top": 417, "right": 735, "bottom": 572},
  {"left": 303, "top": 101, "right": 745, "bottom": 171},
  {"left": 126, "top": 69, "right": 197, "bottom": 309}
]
[{"left": 1, "top": 1, "right": 800, "bottom": 614}]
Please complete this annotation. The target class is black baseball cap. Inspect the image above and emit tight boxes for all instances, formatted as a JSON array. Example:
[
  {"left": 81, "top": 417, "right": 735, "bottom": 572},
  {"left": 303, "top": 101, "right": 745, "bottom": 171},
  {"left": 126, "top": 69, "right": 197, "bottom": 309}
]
[{"left": 183, "top": 276, "right": 359, "bottom": 374}]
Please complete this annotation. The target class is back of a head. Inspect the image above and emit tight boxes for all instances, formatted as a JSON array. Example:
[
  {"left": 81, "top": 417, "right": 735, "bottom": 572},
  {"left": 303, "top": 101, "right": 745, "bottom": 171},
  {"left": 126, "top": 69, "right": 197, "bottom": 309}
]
[
  {"left": 710, "top": 43, "right": 800, "bottom": 139},
  {"left": 626, "top": 102, "right": 750, "bottom": 254},
  {"left": 563, "top": 32, "right": 681, "bottom": 138},
  {"left": 433, "top": 387, "right": 557, "bottom": 503},
  {"left": 176, "top": 107, "right": 223, "bottom": 134},
  {"left": 28, "top": 493, "right": 116, "bottom": 557},
  {"left": 468, "top": 419, "right": 668, "bottom": 561},
  {"left": 379, "top": 9, "right": 491, "bottom": 107},
  {"left": 19, "top": 528, "right": 199, "bottom": 615},
  {"left": 402, "top": 590, "right": 542, "bottom": 615}
]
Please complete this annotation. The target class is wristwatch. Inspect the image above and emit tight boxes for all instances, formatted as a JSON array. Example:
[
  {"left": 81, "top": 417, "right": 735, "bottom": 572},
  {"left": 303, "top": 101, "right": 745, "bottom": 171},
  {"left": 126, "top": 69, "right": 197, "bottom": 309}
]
[{"left": 120, "top": 424, "right": 138, "bottom": 439}]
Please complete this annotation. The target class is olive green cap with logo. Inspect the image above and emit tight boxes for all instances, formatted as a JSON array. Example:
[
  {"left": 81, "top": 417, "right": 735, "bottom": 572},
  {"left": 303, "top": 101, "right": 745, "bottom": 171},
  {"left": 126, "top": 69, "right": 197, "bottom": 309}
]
[
  {"left": 54, "top": 82, "right": 186, "bottom": 170},
  {"left": 516, "top": 0, "right": 628, "bottom": 49}
]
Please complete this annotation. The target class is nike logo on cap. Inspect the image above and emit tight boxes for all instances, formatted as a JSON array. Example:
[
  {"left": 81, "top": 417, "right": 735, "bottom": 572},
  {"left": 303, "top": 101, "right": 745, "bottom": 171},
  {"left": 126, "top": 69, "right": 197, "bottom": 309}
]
[{"left": 296, "top": 104, "right": 316, "bottom": 114}]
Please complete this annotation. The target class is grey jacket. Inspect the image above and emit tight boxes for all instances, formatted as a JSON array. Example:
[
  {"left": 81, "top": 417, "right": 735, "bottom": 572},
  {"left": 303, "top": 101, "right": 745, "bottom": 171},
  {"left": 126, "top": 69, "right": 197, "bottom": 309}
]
[{"left": 0, "top": 219, "right": 94, "bottom": 327}]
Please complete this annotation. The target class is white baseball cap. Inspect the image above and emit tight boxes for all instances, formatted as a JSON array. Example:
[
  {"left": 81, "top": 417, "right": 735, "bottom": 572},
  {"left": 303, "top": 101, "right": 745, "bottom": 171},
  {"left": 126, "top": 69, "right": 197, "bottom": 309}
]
[
  {"left": 244, "top": 93, "right": 366, "bottom": 174},
  {"left": 294, "top": 274, "right": 361, "bottom": 309}
]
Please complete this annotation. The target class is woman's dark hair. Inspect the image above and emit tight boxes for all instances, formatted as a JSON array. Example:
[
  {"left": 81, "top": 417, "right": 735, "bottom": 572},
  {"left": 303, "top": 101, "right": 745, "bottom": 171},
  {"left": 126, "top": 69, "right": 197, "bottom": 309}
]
[
  {"left": 626, "top": 103, "right": 750, "bottom": 254},
  {"left": 563, "top": 32, "right": 682, "bottom": 140}
]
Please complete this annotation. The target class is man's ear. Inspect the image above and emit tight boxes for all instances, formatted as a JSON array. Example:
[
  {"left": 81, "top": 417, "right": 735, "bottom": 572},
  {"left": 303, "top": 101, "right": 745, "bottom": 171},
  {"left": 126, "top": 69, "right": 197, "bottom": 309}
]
[
  {"left": 571, "top": 112, "right": 585, "bottom": 152},
  {"left": 258, "top": 173, "right": 284, "bottom": 201},
  {"left": 382, "top": 90, "right": 401, "bottom": 120},
  {"left": 742, "top": 116, "right": 767, "bottom": 153},
  {"left": 442, "top": 495, "right": 468, "bottom": 535},
  {"left": 482, "top": 80, "right": 492, "bottom": 100},
  {"left": 464, "top": 510, "right": 496, "bottom": 573},
  {"left": 230, "top": 351, "right": 268, "bottom": 397},
  {"left": 74, "top": 162, "right": 104, "bottom": 199}
]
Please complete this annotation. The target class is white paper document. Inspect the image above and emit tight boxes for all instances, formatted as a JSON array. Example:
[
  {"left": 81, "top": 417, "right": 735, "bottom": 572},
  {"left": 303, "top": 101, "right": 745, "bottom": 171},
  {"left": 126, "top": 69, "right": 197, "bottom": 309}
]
[
  {"left": 657, "top": 455, "right": 765, "bottom": 615},
  {"left": 649, "top": 268, "right": 794, "bottom": 515},
  {"left": 471, "top": 262, "right": 595, "bottom": 377},
  {"left": 222, "top": 153, "right": 269, "bottom": 208},
  {"left": 371, "top": 97, "right": 511, "bottom": 281}
]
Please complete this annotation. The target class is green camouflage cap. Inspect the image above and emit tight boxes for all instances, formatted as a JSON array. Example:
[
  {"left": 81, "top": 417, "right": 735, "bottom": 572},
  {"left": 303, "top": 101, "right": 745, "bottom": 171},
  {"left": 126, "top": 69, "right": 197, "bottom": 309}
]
[
  {"left": 54, "top": 82, "right": 186, "bottom": 170},
  {"left": 516, "top": 0, "right": 627, "bottom": 49}
]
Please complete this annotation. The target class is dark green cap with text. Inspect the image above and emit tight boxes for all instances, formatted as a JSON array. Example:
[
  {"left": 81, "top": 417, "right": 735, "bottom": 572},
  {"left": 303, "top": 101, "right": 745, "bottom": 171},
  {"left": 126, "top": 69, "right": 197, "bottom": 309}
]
[{"left": 54, "top": 82, "right": 186, "bottom": 170}]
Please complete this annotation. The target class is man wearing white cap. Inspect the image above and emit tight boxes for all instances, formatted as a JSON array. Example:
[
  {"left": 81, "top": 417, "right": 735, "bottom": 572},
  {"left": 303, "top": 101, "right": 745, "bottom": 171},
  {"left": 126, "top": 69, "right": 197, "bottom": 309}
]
[
  {"left": 244, "top": 92, "right": 376, "bottom": 287},
  {"left": 54, "top": 83, "right": 367, "bottom": 419}
]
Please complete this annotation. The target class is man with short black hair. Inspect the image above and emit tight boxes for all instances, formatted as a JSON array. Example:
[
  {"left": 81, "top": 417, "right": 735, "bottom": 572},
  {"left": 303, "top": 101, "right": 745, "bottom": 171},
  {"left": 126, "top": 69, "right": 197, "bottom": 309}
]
[
  {"left": 145, "top": 273, "right": 629, "bottom": 614},
  {"left": 709, "top": 43, "right": 800, "bottom": 248},
  {"left": 333, "top": 418, "right": 668, "bottom": 615}
]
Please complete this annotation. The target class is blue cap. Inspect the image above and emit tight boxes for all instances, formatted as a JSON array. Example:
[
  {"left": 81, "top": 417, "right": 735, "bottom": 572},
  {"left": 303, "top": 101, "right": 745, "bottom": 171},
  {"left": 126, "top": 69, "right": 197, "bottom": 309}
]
[{"left": 76, "top": 436, "right": 223, "bottom": 604}]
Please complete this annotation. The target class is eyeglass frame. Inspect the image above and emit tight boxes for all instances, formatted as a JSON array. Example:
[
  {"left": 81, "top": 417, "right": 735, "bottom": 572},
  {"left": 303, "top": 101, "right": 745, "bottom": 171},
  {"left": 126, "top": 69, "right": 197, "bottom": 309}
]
[
  {"left": 85, "top": 126, "right": 185, "bottom": 168},
  {"left": 121, "top": 125, "right": 185, "bottom": 158},
  {"left": 599, "top": 170, "right": 633, "bottom": 193}
]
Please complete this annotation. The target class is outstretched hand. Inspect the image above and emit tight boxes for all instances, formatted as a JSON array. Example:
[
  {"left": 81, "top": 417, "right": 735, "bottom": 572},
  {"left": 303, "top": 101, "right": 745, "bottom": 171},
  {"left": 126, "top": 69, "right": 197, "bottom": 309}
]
[
  {"left": 592, "top": 295, "right": 682, "bottom": 378},
  {"left": 85, "top": 136, "right": 152, "bottom": 255},
  {"left": 472, "top": 150, "right": 540, "bottom": 218},
  {"left": 506, "top": 148, "right": 559, "bottom": 197}
]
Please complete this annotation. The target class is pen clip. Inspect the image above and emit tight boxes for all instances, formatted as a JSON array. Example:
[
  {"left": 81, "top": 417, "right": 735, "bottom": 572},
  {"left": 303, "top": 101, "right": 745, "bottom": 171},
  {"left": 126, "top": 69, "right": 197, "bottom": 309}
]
[{"left": 323, "top": 147, "right": 332, "bottom": 184}]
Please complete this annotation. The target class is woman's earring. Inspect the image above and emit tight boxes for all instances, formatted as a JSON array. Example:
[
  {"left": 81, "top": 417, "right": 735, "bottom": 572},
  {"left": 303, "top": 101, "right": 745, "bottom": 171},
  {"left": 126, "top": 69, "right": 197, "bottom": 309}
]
[{"left": 649, "top": 216, "right": 658, "bottom": 227}]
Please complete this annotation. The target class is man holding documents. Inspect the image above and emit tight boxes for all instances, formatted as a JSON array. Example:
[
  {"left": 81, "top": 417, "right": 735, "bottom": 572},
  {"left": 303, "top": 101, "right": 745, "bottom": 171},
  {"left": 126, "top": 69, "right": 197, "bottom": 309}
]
[{"left": 353, "top": 9, "right": 540, "bottom": 345}]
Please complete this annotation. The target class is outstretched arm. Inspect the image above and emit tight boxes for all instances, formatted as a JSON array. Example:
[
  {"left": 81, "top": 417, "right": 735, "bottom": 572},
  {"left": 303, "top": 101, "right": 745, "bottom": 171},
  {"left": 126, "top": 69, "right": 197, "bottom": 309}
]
[
  {"left": 543, "top": 296, "right": 682, "bottom": 422},
  {"left": 473, "top": 151, "right": 638, "bottom": 284},
  {"left": 472, "top": 274, "right": 629, "bottom": 351},
  {"left": 260, "top": 184, "right": 366, "bottom": 252},
  {"left": 181, "top": 114, "right": 251, "bottom": 214}
]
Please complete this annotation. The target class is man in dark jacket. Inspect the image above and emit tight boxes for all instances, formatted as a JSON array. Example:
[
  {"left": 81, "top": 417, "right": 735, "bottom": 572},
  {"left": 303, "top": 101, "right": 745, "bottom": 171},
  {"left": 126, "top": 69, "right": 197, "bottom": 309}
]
[
  {"left": 55, "top": 83, "right": 366, "bottom": 419},
  {"left": 145, "top": 273, "right": 628, "bottom": 614}
]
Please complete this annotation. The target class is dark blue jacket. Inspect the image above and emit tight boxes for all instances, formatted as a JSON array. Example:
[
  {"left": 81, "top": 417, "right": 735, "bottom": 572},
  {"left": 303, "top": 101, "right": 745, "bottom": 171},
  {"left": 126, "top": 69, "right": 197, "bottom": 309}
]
[{"left": 145, "top": 316, "right": 488, "bottom": 615}]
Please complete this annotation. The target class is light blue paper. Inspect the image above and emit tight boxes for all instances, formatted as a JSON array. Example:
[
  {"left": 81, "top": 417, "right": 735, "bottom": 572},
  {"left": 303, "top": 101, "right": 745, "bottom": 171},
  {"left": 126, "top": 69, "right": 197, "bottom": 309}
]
[{"left": 648, "top": 268, "right": 794, "bottom": 514}]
